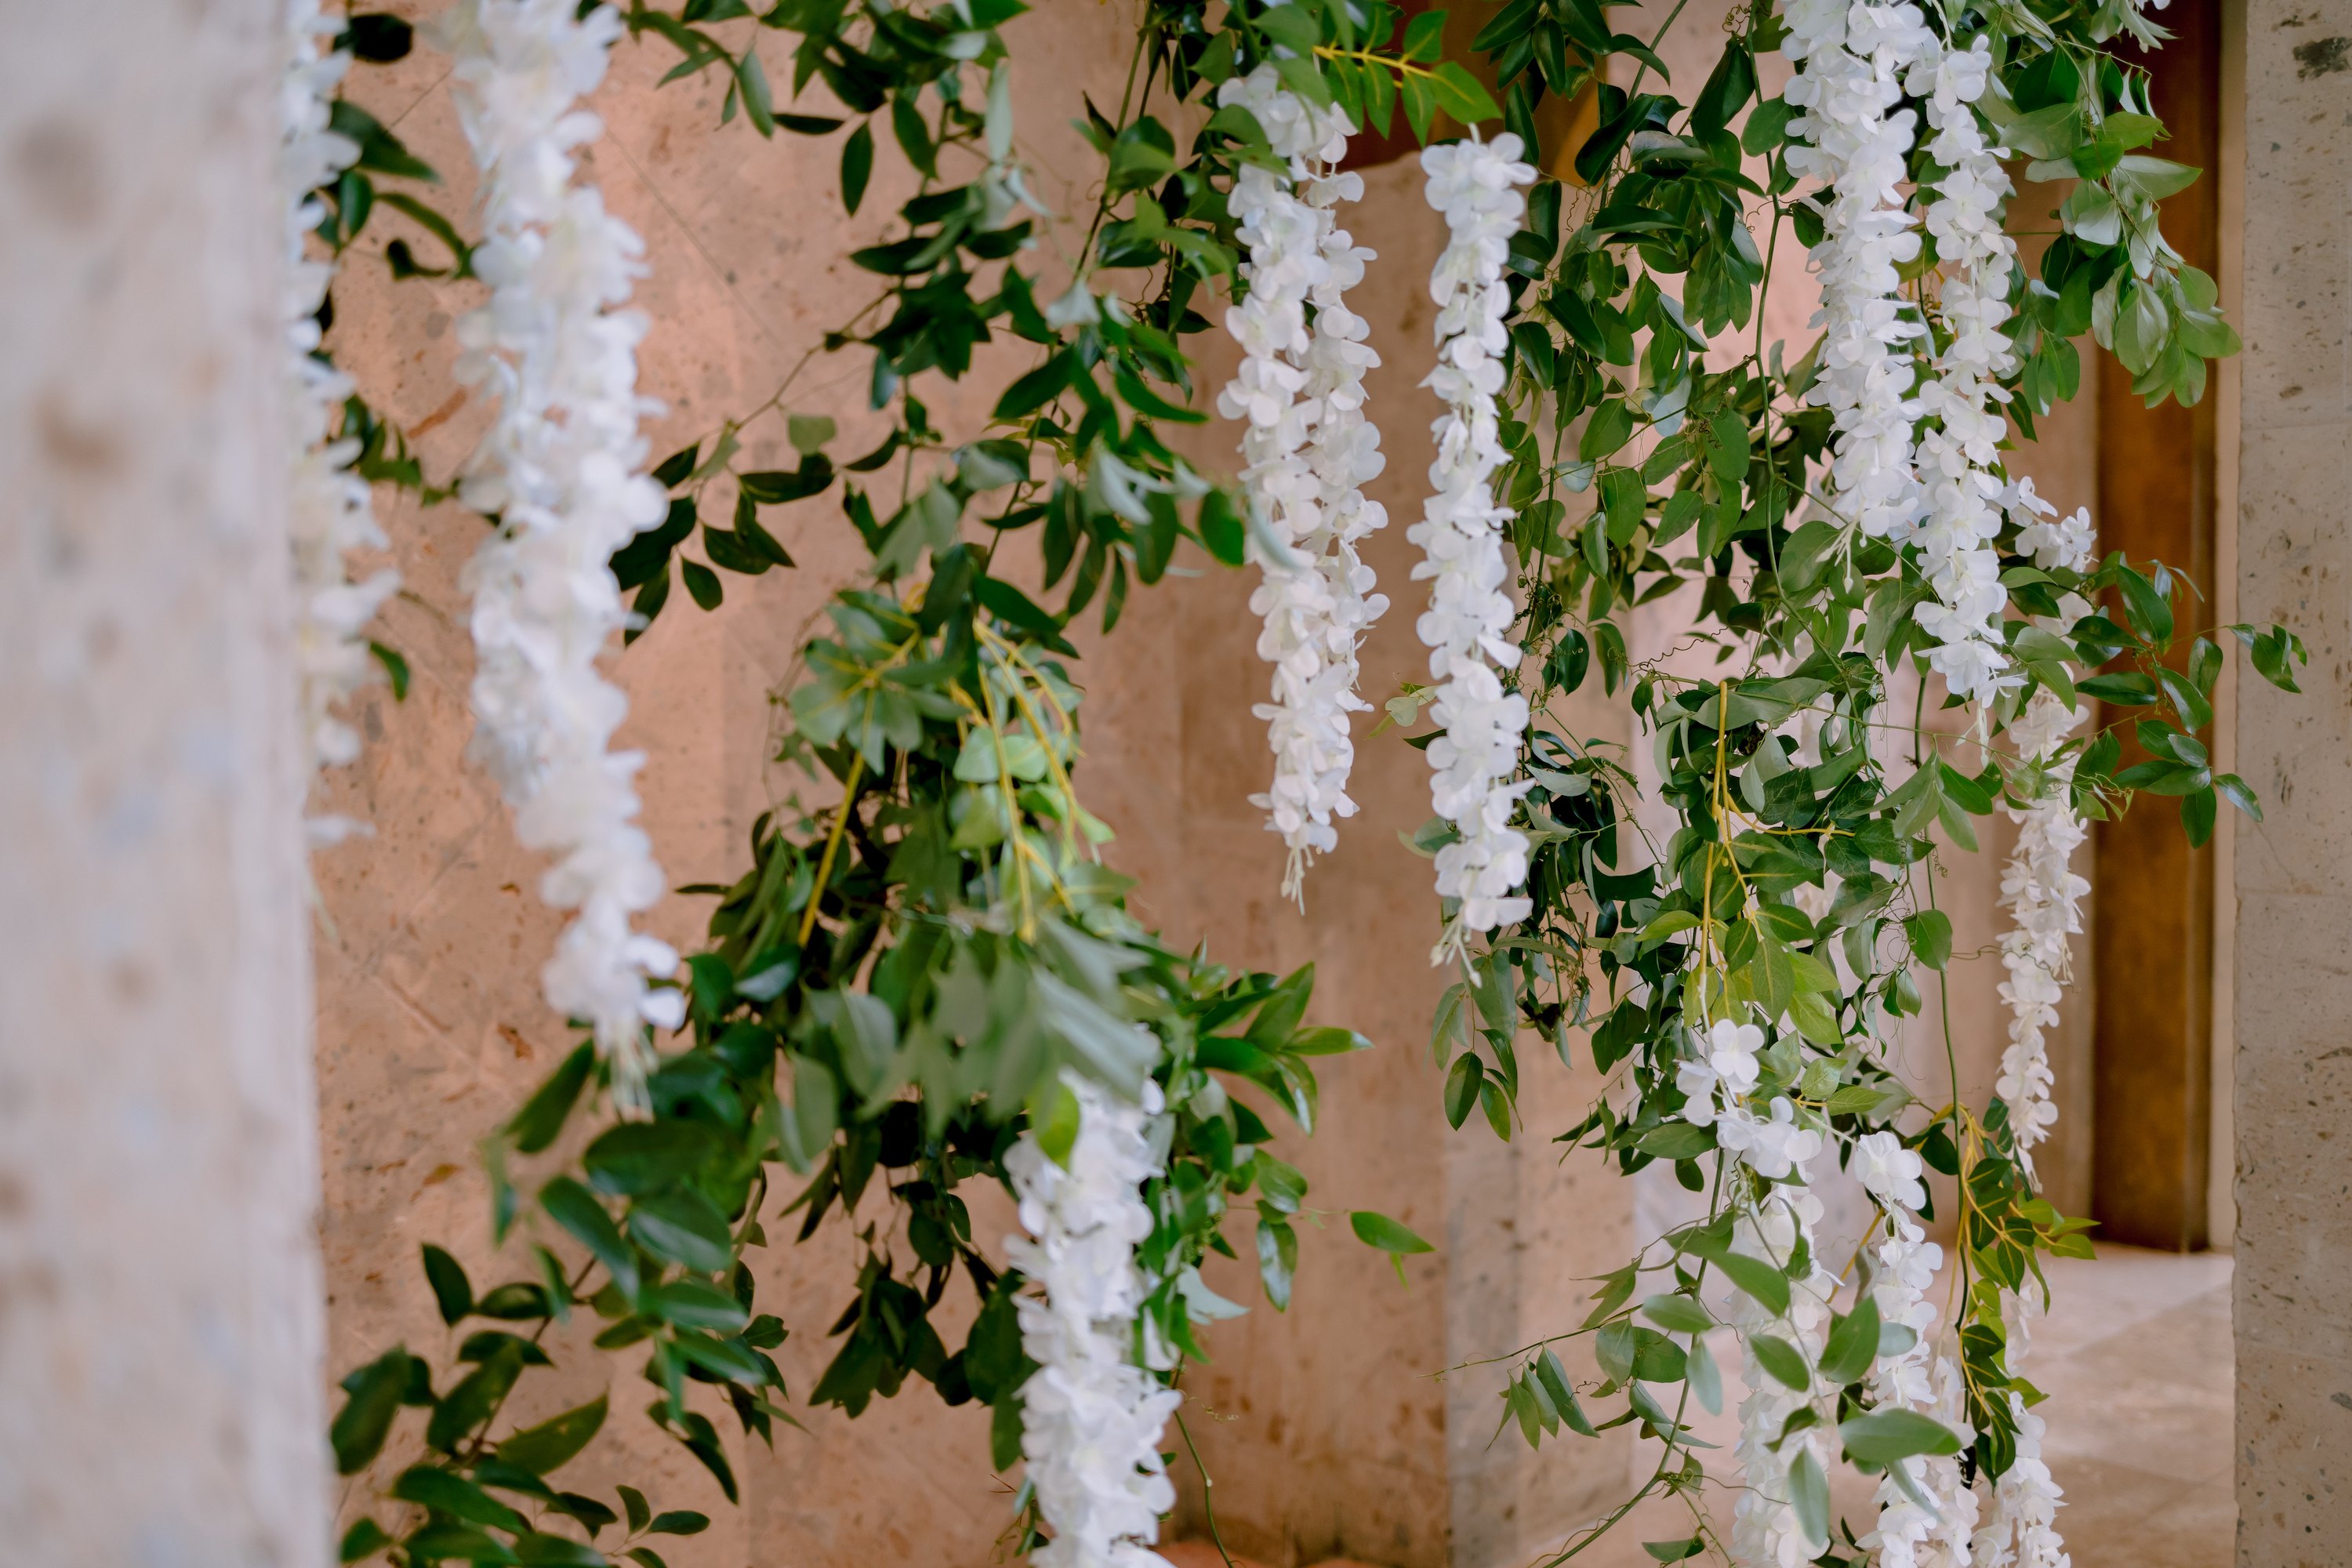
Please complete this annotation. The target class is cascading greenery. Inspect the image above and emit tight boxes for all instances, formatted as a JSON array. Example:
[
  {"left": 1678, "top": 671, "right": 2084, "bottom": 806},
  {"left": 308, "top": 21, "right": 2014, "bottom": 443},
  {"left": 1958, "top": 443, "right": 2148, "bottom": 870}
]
[{"left": 320, "top": 0, "right": 2304, "bottom": 1565}]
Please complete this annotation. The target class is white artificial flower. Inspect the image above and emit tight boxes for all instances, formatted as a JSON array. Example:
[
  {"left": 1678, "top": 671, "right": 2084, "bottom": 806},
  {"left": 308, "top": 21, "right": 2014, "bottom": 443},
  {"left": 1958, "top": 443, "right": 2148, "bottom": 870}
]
[
  {"left": 281, "top": 0, "right": 400, "bottom": 844},
  {"left": 1006, "top": 1074, "right": 1181, "bottom": 1568},
  {"left": 1860, "top": 1203, "right": 1979, "bottom": 1568},
  {"left": 1725, "top": 1182, "right": 1838, "bottom": 1568},
  {"left": 437, "top": 0, "right": 678, "bottom": 1112},
  {"left": 1219, "top": 66, "right": 1388, "bottom": 907},
  {"left": 1677, "top": 1018, "right": 1766, "bottom": 1127},
  {"left": 1997, "top": 688, "right": 2092, "bottom": 1174},
  {"left": 1410, "top": 132, "right": 1537, "bottom": 962},
  {"left": 1896, "top": 31, "right": 2024, "bottom": 710},
  {"left": 1715, "top": 1095, "right": 1824, "bottom": 1181},
  {"left": 1853, "top": 1129, "right": 1928, "bottom": 1211}
]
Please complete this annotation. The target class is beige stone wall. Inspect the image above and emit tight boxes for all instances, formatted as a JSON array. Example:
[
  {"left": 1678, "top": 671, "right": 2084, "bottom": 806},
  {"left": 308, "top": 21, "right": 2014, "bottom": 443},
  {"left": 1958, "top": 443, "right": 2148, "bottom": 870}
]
[
  {"left": 2231, "top": 0, "right": 2352, "bottom": 1558},
  {"left": 0, "top": 1, "right": 330, "bottom": 1560}
]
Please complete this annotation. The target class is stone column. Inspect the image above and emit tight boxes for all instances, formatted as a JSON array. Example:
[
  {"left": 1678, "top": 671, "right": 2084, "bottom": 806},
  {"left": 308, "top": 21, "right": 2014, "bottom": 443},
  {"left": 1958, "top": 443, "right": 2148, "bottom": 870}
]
[
  {"left": 2233, "top": 0, "right": 2352, "bottom": 1556},
  {"left": 0, "top": 2, "right": 329, "bottom": 1563}
]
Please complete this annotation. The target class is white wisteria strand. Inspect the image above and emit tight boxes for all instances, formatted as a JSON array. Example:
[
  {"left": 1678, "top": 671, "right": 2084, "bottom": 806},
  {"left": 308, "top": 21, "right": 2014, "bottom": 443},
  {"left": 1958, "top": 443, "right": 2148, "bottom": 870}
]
[
  {"left": 1006, "top": 1073, "right": 1181, "bottom": 1568},
  {"left": 282, "top": 0, "right": 400, "bottom": 846},
  {"left": 1905, "top": 32, "right": 2023, "bottom": 709},
  {"left": 1855, "top": 1137, "right": 1981, "bottom": 1567},
  {"left": 1218, "top": 66, "right": 1388, "bottom": 906},
  {"left": 1969, "top": 1290, "right": 2071, "bottom": 1568},
  {"left": 1724, "top": 1180, "right": 1839, "bottom": 1568},
  {"left": 1411, "top": 132, "right": 1537, "bottom": 962},
  {"left": 1782, "top": 0, "right": 1937, "bottom": 555},
  {"left": 437, "top": 0, "right": 683, "bottom": 1109}
]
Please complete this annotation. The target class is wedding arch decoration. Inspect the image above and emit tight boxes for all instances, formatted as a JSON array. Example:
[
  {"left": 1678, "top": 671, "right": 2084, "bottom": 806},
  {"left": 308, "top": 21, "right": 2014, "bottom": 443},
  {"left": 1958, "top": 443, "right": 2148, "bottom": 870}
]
[{"left": 303, "top": 0, "right": 2307, "bottom": 1566}]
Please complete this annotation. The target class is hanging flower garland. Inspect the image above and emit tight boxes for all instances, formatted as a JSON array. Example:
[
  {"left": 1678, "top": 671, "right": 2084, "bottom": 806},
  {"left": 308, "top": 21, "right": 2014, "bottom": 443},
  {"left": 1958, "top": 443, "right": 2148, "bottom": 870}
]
[
  {"left": 1724, "top": 1181, "right": 1839, "bottom": 1568},
  {"left": 1969, "top": 1290, "right": 2071, "bottom": 1568},
  {"left": 1410, "top": 131, "right": 1537, "bottom": 963},
  {"left": 1005, "top": 1074, "right": 1182, "bottom": 1568},
  {"left": 1782, "top": 0, "right": 1936, "bottom": 552},
  {"left": 1218, "top": 66, "right": 1388, "bottom": 906},
  {"left": 282, "top": 0, "right": 400, "bottom": 844},
  {"left": 1854, "top": 1137, "right": 1983, "bottom": 1566},
  {"left": 437, "top": 0, "right": 682, "bottom": 1109},
  {"left": 1905, "top": 34, "right": 2023, "bottom": 709}
]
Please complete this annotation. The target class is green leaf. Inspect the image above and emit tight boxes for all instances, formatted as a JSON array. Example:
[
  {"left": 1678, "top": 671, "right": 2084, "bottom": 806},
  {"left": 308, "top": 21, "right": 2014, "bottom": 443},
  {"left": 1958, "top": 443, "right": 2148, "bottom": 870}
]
[
  {"left": 735, "top": 50, "right": 776, "bottom": 136},
  {"left": 1430, "top": 60, "right": 1503, "bottom": 123},
  {"left": 390, "top": 1467, "right": 528, "bottom": 1533},
  {"left": 422, "top": 1244, "right": 474, "bottom": 1327},
  {"left": 1790, "top": 1447, "right": 1831, "bottom": 1549},
  {"left": 1444, "top": 1053, "right": 1483, "bottom": 1129},
  {"left": 648, "top": 1512, "right": 711, "bottom": 1536},
  {"left": 2115, "top": 566, "right": 2174, "bottom": 649},
  {"left": 498, "top": 1393, "right": 609, "bottom": 1475},
  {"left": 1817, "top": 1293, "right": 1880, "bottom": 1386},
  {"left": 1712, "top": 1249, "right": 1791, "bottom": 1316},
  {"left": 404, "top": 1523, "right": 517, "bottom": 1564},
  {"left": 619, "top": 1486, "right": 651, "bottom": 1534},
  {"left": 2215, "top": 771, "right": 2263, "bottom": 822},
  {"left": 331, "top": 1346, "right": 412, "bottom": 1475},
  {"left": 511, "top": 1534, "right": 608, "bottom": 1566},
  {"left": 1351, "top": 1210, "right": 1435, "bottom": 1287},
  {"left": 584, "top": 1122, "right": 719, "bottom": 1196},
  {"left": 426, "top": 1340, "right": 525, "bottom": 1453},
  {"left": 339, "top": 1519, "right": 395, "bottom": 1563},
  {"left": 1640, "top": 1294, "right": 1716, "bottom": 1334},
  {"left": 629, "top": 1187, "right": 735, "bottom": 1273},
  {"left": 540, "top": 1176, "right": 641, "bottom": 1300},
  {"left": 1745, "top": 1331, "right": 1810, "bottom": 1391},
  {"left": 1642, "top": 1538, "right": 1704, "bottom": 1561},
  {"left": 644, "top": 1278, "right": 750, "bottom": 1331},
  {"left": 1840, "top": 1406, "right": 1963, "bottom": 1465},
  {"left": 507, "top": 1042, "right": 595, "bottom": 1154},
  {"left": 369, "top": 641, "right": 411, "bottom": 700},
  {"left": 840, "top": 122, "right": 874, "bottom": 215},
  {"left": 1903, "top": 909, "right": 1952, "bottom": 971}
]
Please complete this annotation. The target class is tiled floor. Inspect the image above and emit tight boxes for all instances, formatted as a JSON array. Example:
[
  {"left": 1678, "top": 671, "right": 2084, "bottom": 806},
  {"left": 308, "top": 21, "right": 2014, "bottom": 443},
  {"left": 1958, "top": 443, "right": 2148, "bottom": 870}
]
[{"left": 1162, "top": 1246, "right": 2234, "bottom": 1568}]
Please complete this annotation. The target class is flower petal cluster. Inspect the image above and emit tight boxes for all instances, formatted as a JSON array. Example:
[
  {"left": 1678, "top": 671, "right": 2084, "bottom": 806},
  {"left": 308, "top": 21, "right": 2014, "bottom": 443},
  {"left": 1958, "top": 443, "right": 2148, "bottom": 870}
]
[
  {"left": 1971, "top": 1292, "right": 2071, "bottom": 1567},
  {"left": 1726, "top": 1182, "right": 1837, "bottom": 1568},
  {"left": 1997, "top": 688, "right": 2091, "bottom": 1170},
  {"left": 1904, "top": 33, "right": 2024, "bottom": 707},
  {"left": 1219, "top": 67, "right": 1388, "bottom": 906},
  {"left": 437, "top": 0, "right": 681, "bottom": 1109},
  {"left": 1783, "top": 0, "right": 1938, "bottom": 543},
  {"left": 1410, "top": 133, "right": 1537, "bottom": 959},
  {"left": 1006, "top": 1074, "right": 1182, "bottom": 1568},
  {"left": 1858, "top": 1200, "right": 1980, "bottom": 1567},
  {"left": 282, "top": 0, "right": 400, "bottom": 844}
]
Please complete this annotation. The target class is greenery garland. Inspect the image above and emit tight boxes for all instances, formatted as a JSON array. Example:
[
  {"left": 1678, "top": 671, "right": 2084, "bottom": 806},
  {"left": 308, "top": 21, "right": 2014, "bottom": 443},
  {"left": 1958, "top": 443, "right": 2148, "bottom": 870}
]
[{"left": 310, "top": 0, "right": 2307, "bottom": 1565}]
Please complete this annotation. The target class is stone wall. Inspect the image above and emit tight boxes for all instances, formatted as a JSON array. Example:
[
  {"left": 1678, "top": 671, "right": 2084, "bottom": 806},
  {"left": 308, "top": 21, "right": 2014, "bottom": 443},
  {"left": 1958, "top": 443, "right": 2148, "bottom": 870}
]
[{"left": 2232, "top": 0, "right": 2352, "bottom": 1556}]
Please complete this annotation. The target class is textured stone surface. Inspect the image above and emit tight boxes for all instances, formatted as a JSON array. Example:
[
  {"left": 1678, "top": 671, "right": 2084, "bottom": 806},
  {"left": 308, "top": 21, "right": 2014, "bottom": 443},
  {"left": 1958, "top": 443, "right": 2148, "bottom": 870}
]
[
  {"left": 2234, "top": 0, "right": 2352, "bottom": 1559},
  {"left": 0, "top": 1, "right": 328, "bottom": 1561}
]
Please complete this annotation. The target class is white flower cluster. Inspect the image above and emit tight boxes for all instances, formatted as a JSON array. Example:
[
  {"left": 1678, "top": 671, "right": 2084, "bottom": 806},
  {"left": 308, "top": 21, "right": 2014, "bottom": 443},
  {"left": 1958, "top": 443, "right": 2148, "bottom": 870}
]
[
  {"left": 1855, "top": 1136, "right": 1981, "bottom": 1566},
  {"left": 1905, "top": 34, "right": 2022, "bottom": 708},
  {"left": 1677, "top": 1018, "right": 1826, "bottom": 1179},
  {"left": 1782, "top": 0, "right": 1936, "bottom": 546},
  {"left": 1724, "top": 1181, "right": 1837, "bottom": 1568},
  {"left": 1970, "top": 1293, "right": 2071, "bottom": 1568},
  {"left": 1411, "top": 133, "right": 1537, "bottom": 959},
  {"left": 1005, "top": 1074, "right": 1181, "bottom": 1568},
  {"left": 1218, "top": 67, "right": 1388, "bottom": 906},
  {"left": 437, "top": 0, "right": 682, "bottom": 1107},
  {"left": 1996, "top": 688, "right": 2091, "bottom": 1171},
  {"left": 281, "top": 0, "right": 400, "bottom": 845}
]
